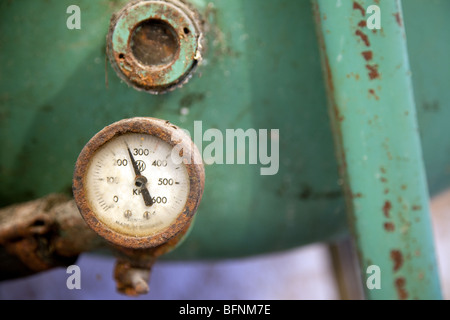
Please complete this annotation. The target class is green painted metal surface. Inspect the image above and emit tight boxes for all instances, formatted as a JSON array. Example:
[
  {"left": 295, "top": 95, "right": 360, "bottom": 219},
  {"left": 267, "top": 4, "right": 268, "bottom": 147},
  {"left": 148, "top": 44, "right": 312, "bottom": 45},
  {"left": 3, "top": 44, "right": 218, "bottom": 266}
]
[
  {"left": 313, "top": 0, "right": 442, "bottom": 299},
  {"left": 0, "top": 0, "right": 449, "bottom": 272},
  {"left": 0, "top": 0, "right": 346, "bottom": 259}
]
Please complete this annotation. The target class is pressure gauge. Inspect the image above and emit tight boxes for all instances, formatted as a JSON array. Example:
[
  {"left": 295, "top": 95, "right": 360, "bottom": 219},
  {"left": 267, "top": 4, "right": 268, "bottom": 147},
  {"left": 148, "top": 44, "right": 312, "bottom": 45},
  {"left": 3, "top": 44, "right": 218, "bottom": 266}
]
[{"left": 73, "top": 118, "right": 204, "bottom": 249}]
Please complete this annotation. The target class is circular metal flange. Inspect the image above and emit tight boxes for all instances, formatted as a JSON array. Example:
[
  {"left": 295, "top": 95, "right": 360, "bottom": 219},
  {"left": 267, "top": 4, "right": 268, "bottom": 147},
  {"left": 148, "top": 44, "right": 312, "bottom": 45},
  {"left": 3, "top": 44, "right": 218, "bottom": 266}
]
[
  {"left": 107, "top": 0, "right": 203, "bottom": 94},
  {"left": 73, "top": 118, "right": 205, "bottom": 249}
]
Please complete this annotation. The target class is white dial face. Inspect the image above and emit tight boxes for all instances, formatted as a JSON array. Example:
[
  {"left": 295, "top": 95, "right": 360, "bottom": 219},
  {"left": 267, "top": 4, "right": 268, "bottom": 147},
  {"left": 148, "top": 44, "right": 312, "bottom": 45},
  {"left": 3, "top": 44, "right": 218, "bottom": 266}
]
[{"left": 85, "top": 133, "right": 190, "bottom": 238}]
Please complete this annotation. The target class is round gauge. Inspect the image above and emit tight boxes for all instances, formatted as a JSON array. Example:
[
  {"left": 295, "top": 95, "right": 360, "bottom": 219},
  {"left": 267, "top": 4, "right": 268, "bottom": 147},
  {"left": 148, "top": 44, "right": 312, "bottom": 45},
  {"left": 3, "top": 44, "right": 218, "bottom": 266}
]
[{"left": 73, "top": 118, "right": 204, "bottom": 249}]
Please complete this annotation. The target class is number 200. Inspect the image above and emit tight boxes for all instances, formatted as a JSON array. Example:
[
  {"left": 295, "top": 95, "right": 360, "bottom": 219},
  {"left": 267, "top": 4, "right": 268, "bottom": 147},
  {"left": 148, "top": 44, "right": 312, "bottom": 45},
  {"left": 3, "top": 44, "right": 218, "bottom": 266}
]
[{"left": 116, "top": 159, "right": 128, "bottom": 166}]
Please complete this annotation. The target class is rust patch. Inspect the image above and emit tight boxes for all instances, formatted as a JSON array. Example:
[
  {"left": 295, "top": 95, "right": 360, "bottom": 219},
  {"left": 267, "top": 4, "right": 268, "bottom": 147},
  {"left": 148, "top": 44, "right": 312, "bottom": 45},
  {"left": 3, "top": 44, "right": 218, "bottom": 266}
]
[
  {"left": 324, "top": 55, "right": 335, "bottom": 93},
  {"left": 113, "top": 222, "right": 191, "bottom": 296},
  {"left": 106, "top": 0, "right": 203, "bottom": 94},
  {"left": 395, "top": 277, "right": 408, "bottom": 300},
  {"left": 401, "top": 185, "right": 407, "bottom": 190},
  {"left": 358, "top": 20, "right": 367, "bottom": 28},
  {"left": 394, "top": 12, "right": 403, "bottom": 27},
  {"left": 380, "top": 177, "right": 388, "bottom": 183},
  {"left": 383, "top": 201, "right": 392, "bottom": 218},
  {"left": 412, "top": 205, "right": 422, "bottom": 211},
  {"left": 384, "top": 188, "right": 389, "bottom": 194},
  {"left": 369, "top": 89, "right": 379, "bottom": 101},
  {"left": 346, "top": 72, "right": 360, "bottom": 80},
  {"left": 366, "top": 64, "right": 380, "bottom": 80},
  {"left": 353, "top": 193, "right": 363, "bottom": 198},
  {"left": 380, "top": 167, "right": 386, "bottom": 174},
  {"left": 353, "top": 1, "right": 366, "bottom": 16},
  {"left": 391, "top": 250, "right": 404, "bottom": 272},
  {"left": 384, "top": 222, "right": 395, "bottom": 232},
  {"left": 355, "top": 30, "right": 370, "bottom": 47},
  {"left": 362, "top": 51, "right": 373, "bottom": 61}
]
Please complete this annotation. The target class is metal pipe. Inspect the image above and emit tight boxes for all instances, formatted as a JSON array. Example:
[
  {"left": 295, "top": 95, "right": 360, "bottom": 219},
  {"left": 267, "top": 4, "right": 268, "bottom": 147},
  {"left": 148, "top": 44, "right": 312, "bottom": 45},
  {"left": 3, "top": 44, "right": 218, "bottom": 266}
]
[
  {"left": 0, "top": 194, "right": 105, "bottom": 280},
  {"left": 312, "top": 0, "right": 442, "bottom": 299},
  {"left": 0, "top": 193, "right": 195, "bottom": 295}
]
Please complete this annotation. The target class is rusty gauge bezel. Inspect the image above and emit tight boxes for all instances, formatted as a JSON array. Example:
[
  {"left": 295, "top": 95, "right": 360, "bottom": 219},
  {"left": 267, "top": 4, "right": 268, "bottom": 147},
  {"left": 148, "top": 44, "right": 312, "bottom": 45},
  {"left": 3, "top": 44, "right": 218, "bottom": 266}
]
[{"left": 73, "top": 118, "right": 205, "bottom": 249}]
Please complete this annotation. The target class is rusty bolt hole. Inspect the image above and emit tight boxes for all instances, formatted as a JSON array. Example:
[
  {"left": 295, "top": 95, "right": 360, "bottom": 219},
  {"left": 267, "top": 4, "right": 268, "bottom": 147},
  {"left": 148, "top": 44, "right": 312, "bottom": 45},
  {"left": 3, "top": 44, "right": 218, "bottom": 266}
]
[
  {"left": 31, "top": 219, "right": 47, "bottom": 227},
  {"left": 28, "top": 218, "right": 51, "bottom": 235},
  {"left": 130, "top": 19, "right": 180, "bottom": 67}
]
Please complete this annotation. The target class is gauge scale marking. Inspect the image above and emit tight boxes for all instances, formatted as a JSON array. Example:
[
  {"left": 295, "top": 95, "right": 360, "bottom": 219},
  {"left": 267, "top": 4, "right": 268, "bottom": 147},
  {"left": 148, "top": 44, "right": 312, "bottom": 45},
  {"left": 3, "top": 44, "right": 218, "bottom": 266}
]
[
  {"left": 73, "top": 118, "right": 204, "bottom": 249},
  {"left": 86, "top": 133, "right": 190, "bottom": 237}
]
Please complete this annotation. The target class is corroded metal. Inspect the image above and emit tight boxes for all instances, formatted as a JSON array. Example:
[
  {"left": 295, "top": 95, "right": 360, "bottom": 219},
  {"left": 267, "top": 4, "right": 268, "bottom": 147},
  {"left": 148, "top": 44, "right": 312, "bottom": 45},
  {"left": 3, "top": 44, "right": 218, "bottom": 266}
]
[
  {"left": 73, "top": 117, "right": 205, "bottom": 250},
  {"left": 107, "top": 0, "right": 204, "bottom": 94},
  {"left": 0, "top": 194, "right": 105, "bottom": 280},
  {"left": 113, "top": 221, "right": 192, "bottom": 295},
  {"left": 313, "top": 0, "right": 442, "bottom": 300}
]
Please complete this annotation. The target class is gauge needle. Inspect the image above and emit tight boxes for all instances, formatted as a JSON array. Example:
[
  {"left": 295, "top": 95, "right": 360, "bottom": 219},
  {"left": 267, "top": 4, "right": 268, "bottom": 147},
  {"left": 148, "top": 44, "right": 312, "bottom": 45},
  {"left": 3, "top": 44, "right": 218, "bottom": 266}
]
[{"left": 127, "top": 146, "right": 153, "bottom": 207}]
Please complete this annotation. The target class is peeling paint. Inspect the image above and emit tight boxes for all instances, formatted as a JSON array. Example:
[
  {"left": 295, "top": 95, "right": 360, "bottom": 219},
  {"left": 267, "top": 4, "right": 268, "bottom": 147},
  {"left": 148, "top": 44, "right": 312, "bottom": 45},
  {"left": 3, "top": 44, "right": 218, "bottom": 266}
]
[
  {"left": 384, "top": 222, "right": 395, "bottom": 232},
  {"left": 366, "top": 64, "right": 380, "bottom": 80},
  {"left": 391, "top": 250, "right": 404, "bottom": 272},
  {"left": 369, "top": 89, "right": 379, "bottom": 100},
  {"left": 362, "top": 51, "right": 373, "bottom": 61},
  {"left": 355, "top": 30, "right": 370, "bottom": 47},
  {"left": 383, "top": 201, "right": 392, "bottom": 218},
  {"left": 353, "top": 1, "right": 366, "bottom": 16},
  {"left": 395, "top": 277, "right": 408, "bottom": 300},
  {"left": 393, "top": 12, "right": 403, "bottom": 27},
  {"left": 106, "top": 0, "right": 204, "bottom": 94}
]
